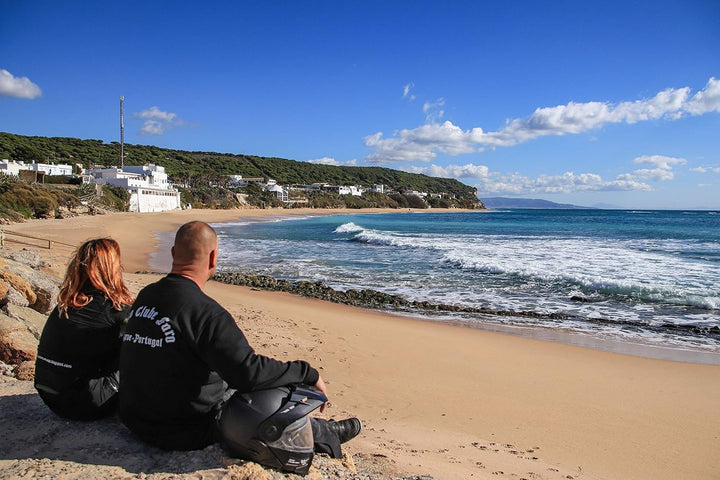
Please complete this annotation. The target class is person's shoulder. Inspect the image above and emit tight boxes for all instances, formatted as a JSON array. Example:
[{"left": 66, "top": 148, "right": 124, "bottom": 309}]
[{"left": 137, "top": 274, "right": 194, "bottom": 294}]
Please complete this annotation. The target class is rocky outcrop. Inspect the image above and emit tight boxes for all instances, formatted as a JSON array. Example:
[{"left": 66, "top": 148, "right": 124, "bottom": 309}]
[
  {"left": 0, "top": 249, "right": 61, "bottom": 379},
  {"left": 0, "top": 312, "right": 38, "bottom": 364}
]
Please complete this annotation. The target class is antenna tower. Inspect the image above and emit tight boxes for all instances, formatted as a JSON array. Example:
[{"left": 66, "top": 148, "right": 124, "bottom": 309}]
[{"left": 120, "top": 95, "right": 125, "bottom": 169}]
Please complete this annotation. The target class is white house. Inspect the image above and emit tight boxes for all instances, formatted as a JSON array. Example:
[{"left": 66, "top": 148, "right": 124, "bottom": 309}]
[
  {"left": 322, "top": 184, "right": 363, "bottom": 196},
  {"left": 86, "top": 164, "right": 181, "bottom": 213},
  {"left": 266, "top": 184, "right": 289, "bottom": 202},
  {"left": 1, "top": 159, "right": 73, "bottom": 177},
  {"left": 0, "top": 159, "right": 21, "bottom": 176},
  {"left": 405, "top": 189, "right": 428, "bottom": 197}
]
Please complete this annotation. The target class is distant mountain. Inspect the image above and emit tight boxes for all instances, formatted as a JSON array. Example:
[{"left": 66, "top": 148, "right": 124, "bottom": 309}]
[
  {"left": 480, "top": 197, "right": 593, "bottom": 209},
  {"left": 591, "top": 203, "right": 623, "bottom": 209}
]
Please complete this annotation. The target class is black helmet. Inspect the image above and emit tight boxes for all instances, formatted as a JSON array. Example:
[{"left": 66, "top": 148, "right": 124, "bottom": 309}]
[{"left": 218, "top": 385, "right": 327, "bottom": 475}]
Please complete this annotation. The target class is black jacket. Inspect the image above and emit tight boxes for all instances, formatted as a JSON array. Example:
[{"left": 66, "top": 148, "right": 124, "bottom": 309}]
[
  {"left": 35, "top": 291, "right": 127, "bottom": 394},
  {"left": 119, "top": 274, "right": 319, "bottom": 450}
]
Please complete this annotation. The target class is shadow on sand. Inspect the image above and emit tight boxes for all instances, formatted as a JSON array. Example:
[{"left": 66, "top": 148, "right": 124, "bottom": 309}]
[{"left": 0, "top": 390, "right": 225, "bottom": 476}]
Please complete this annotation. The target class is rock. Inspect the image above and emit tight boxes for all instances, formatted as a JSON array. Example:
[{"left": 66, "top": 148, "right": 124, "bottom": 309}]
[
  {"left": 342, "top": 452, "right": 358, "bottom": 473},
  {"left": 3, "top": 285, "right": 29, "bottom": 308},
  {"left": 3, "top": 303, "right": 47, "bottom": 338},
  {"left": 0, "top": 312, "right": 38, "bottom": 364},
  {"left": 14, "top": 360, "right": 35, "bottom": 380},
  {"left": 225, "top": 461, "right": 273, "bottom": 480},
  {"left": 26, "top": 274, "right": 59, "bottom": 314},
  {"left": 0, "top": 268, "right": 37, "bottom": 306},
  {"left": 0, "top": 255, "right": 60, "bottom": 314},
  {"left": 0, "top": 360, "right": 13, "bottom": 377},
  {"left": 5, "top": 249, "right": 46, "bottom": 269}
]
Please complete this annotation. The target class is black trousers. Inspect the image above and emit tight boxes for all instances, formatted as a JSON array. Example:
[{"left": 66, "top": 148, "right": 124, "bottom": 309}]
[{"left": 36, "top": 371, "right": 120, "bottom": 421}]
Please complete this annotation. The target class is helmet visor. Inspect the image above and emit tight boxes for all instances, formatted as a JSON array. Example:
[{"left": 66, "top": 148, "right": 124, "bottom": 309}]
[{"left": 267, "top": 416, "right": 313, "bottom": 453}]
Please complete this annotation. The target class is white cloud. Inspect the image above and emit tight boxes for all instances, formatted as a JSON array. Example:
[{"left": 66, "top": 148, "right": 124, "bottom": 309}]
[
  {"left": 365, "top": 121, "right": 485, "bottom": 164},
  {"left": 684, "top": 77, "right": 720, "bottom": 114},
  {"left": 618, "top": 155, "right": 687, "bottom": 182},
  {"left": 403, "top": 83, "right": 416, "bottom": 100},
  {"left": 633, "top": 154, "right": 686, "bottom": 169},
  {"left": 475, "top": 170, "right": 653, "bottom": 195},
  {"left": 307, "top": 157, "right": 357, "bottom": 166},
  {"left": 405, "top": 154, "right": 686, "bottom": 195},
  {"left": 366, "top": 77, "right": 720, "bottom": 164},
  {"left": 423, "top": 97, "right": 445, "bottom": 122},
  {"left": 408, "top": 163, "right": 490, "bottom": 179},
  {"left": 0, "top": 69, "right": 42, "bottom": 99},
  {"left": 135, "top": 106, "right": 182, "bottom": 135},
  {"left": 691, "top": 165, "right": 720, "bottom": 174}
]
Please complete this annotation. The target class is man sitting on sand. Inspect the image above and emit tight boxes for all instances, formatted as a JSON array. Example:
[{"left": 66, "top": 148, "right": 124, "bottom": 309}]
[{"left": 119, "top": 221, "right": 360, "bottom": 472}]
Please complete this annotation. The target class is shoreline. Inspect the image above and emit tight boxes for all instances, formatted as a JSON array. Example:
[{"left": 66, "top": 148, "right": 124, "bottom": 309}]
[
  {"left": 141, "top": 209, "right": 720, "bottom": 366},
  {"left": 3, "top": 208, "right": 720, "bottom": 479}
]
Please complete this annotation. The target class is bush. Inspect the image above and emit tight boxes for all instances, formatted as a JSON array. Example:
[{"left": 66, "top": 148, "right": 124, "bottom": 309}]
[
  {"left": 0, "top": 182, "right": 59, "bottom": 219},
  {"left": 97, "top": 185, "right": 130, "bottom": 211},
  {"left": 361, "top": 192, "right": 399, "bottom": 208},
  {"left": 309, "top": 193, "right": 344, "bottom": 208},
  {"left": 0, "top": 172, "right": 18, "bottom": 193},
  {"left": 178, "top": 185, "right": 243, "bottom": 209},
  {"left": 45, "top": 175, "right": 82, "bottom": 185},
  {"left": 342, "top": 195, "right": 370, "bottom": 209}
]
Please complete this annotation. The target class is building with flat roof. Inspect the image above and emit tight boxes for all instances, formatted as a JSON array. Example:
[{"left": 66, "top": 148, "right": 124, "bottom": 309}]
[{"left": 86, "top": 164, "right": 181, "bottom": 213}]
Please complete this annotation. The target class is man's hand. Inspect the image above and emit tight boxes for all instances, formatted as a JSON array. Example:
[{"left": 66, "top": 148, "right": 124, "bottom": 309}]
[{"left": 314, "top": 375, "right": 329, "bottom": 412}]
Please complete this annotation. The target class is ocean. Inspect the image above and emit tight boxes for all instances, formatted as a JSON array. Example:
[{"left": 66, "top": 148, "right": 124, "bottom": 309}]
[{"left": 210, "top": 209, "right": 720, "bottom": 364}]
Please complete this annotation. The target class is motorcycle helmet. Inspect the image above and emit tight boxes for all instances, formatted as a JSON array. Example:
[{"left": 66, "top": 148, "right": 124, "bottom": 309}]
[{"left": 218, "top": 385, "right": 327, "bottom": 475}]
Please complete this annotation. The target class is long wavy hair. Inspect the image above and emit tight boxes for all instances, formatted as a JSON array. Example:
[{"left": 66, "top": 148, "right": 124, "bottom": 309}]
[{"left": 57, "top": 238, "right": 134, "bottom": 317}]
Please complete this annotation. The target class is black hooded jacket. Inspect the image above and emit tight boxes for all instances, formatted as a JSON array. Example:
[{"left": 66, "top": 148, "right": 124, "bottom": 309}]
[{"left": 119, "top": 274, "right": 319, "bottom": 450}]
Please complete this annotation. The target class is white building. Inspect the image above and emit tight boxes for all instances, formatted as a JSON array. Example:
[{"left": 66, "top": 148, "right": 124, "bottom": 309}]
[
  {"left": 405, "top": 189, "right": 428, "bottom": 197},
  {"left": 0, "top": 159, "right": 73, "bottom": 177},
  {"left": 0, "top": 159, "right": 21, "bottom": 176},
  {"left": 228, "top": 175, "right": 244, "bottom": 186},
  {"left": 266, "top": 184, "right": 289, "bottom": 202},
  {"left": 322, "top": 184, "right": 363, "bottom": 196},
  {"left": 87, "top": 164, "right": 181, "bottom": 213}
]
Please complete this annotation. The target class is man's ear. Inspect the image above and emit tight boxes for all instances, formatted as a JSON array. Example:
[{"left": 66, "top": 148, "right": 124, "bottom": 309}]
[{"left": 208, "top": 248, "right": 217, "bottom": 269}]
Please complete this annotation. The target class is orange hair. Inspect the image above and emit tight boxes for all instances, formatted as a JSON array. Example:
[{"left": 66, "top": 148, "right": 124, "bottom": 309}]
[{"left": 57, "top": 238, "right": 134, "bottom": 317}]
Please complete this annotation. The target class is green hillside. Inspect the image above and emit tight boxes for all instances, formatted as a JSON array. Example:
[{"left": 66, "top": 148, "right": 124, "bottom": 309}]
[{"left": 0, "top": 132, "right": 481, "bottom": 203}]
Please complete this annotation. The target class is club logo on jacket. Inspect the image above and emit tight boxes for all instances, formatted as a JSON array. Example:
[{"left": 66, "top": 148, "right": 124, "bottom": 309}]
[{"left": 124, "top": 305, "right": 177, "bottom": 348}]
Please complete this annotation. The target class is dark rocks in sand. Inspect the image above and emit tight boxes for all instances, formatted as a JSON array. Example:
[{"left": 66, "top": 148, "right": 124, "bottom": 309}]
[{"left": 212, "top": 271, "right": 570, "bottom": 322}]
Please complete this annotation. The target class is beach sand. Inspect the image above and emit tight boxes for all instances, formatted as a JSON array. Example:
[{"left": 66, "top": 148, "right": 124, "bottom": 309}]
[{"left": 3, "top": 208, "right": 720, "bottom": 480}]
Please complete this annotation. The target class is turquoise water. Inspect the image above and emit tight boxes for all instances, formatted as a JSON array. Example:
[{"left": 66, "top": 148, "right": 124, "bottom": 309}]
[{"left": 213, "top": 210, "right": 720, "bottom": 357}]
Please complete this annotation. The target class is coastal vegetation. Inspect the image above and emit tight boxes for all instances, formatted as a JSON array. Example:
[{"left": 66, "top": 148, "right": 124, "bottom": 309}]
[{"left": 0, "top": 132, "right": 483, "bottom": 219}]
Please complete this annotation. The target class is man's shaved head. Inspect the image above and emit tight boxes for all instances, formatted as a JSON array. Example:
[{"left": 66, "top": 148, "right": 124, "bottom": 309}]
[{"left": 172, "top": 221, "right": 218, "bottom": 266}]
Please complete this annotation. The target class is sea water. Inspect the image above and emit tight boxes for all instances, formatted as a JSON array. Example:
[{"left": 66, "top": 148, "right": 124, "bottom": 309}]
[{"left": 212, "top": 210, "right": 720, "bottom": 362}]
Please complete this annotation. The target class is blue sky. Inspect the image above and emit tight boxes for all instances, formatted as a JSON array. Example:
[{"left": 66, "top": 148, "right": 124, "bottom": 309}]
[{"left": 1, "top": 0, "right": 719, "bottom": 209}]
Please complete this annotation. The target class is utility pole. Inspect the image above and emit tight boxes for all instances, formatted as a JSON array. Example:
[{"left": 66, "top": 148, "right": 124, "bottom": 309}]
[{"left": 120, "top": 95, "right": 125, "bottom": 169}]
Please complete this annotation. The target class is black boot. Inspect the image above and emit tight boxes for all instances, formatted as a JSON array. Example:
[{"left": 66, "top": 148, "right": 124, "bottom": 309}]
[{"left": 327, "top": 418, "right": 362, "bottom": 444}]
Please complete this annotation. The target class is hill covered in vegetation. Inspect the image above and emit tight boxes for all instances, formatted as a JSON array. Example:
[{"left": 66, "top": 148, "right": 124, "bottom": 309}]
[{"left": 0, "top": 132, "right": 481, "bottom": 203}]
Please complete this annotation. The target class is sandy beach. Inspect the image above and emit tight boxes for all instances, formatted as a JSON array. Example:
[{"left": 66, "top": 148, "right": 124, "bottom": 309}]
[{"left": 3, "top": 208, "right": 720, "bottom": 480}]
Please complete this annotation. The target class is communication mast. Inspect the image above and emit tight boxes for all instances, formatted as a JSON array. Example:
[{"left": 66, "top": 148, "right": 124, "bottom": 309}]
[{"left": 120, "top": 95, "right": 125, "bottom": 169}]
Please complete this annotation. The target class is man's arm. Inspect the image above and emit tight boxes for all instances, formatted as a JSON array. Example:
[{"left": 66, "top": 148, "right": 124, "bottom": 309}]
[{"left": 195, "top": 310, "right": 321, "bottom": 392}]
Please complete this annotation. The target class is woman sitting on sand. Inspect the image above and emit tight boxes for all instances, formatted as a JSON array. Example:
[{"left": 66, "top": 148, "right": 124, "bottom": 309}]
[{"left": 34, "top": 238, "right": 134, "bottom": 420}]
